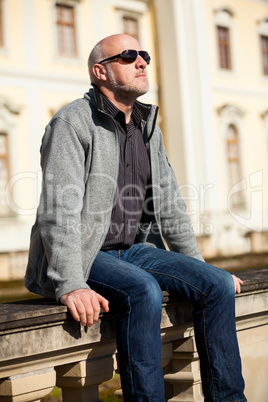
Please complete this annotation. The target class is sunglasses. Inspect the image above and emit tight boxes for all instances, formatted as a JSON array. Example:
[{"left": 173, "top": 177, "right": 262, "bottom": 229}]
[{"left": 98, "top": 49, "right": 151, "bottom": 65}]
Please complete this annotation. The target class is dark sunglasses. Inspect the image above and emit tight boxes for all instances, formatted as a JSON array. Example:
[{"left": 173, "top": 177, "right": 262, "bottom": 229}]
[{"left": 98, "top": 49, "right": 151, "bottom": 65}]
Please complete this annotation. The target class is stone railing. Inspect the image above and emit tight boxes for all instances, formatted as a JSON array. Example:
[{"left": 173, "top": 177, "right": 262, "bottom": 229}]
[{"left": 0, "top": 267, "right": 267, "bottom": 402}]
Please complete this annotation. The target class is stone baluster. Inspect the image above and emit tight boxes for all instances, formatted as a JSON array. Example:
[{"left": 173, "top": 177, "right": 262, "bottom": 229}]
[
  {"left": 164, "top": 336, "right": 203, "bottom": 401},
  {"left": 56, "top": 355, "right": 115, "bottom": 402}
]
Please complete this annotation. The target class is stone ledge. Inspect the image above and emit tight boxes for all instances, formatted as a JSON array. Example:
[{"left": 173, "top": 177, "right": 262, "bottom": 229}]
[
  {"left": 0, "top": 267, "right": 267, "bottom": 401},
  {"left": 1, "top": 267, "right": 267, "bottom": 331}
]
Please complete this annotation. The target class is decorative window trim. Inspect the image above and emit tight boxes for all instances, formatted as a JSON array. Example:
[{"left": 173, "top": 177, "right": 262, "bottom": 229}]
[
  {"left": 258, "top": 18, "right": 268, "bottom": 36},
  {"left": 213, "top": 6, "right": 235, "bottom": 20},
  {"left": 116, "top": 9, "right": 142, "bottom": 40},
  {"left": 115, "top": 7, "right": 150, "bottom": 50}
]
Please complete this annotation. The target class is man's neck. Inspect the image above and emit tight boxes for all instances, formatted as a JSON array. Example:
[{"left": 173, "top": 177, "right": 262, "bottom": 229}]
[{"left": 97, "top": 86, "right": 136, "bottom": 124}]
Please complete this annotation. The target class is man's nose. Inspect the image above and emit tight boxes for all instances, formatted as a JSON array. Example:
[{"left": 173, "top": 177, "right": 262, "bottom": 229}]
[{"left": 136, "top": 54, "right": 147, "bottom": 68}]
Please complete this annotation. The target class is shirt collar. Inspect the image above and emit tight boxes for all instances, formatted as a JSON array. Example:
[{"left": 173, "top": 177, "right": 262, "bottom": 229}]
[{"left": 96, "top": 87, "right": 143, "bottom": 128}]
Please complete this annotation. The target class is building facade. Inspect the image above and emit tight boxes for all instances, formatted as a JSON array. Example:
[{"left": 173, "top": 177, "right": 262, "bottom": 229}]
[
  {"left": 0, "top": 0, "right": 268, "bottom": 280},
  {"left": 0, "top": 0, "right": 159, "bottom": 279},
  {"left": 153, "top": 0, "right": 268, "bottom": 257}
]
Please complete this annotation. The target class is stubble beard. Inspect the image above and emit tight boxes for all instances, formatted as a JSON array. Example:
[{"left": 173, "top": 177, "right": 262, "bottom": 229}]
[{"left": 106, "top": 65, "right": 149, "bottom": 102}]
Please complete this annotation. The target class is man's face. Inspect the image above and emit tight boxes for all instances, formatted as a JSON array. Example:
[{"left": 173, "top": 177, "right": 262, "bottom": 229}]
[{"left": 102, "top": 37, "right": 150, "bottom": 100}]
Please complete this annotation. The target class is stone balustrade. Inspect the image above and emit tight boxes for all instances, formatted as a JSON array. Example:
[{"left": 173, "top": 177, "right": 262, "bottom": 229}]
[{"left": 0, "top": 267, "right": 267, "bottom": 402}]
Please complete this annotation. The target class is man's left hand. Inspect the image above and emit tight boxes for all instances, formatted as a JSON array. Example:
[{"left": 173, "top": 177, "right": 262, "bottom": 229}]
[{"left": 232, "top": 275, "right": 243, "bottom": 294}]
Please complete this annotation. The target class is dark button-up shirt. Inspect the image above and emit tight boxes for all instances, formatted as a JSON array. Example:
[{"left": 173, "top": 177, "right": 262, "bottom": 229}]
[{"left": 100, "top": 93, "right": 151, "bottom": 250}]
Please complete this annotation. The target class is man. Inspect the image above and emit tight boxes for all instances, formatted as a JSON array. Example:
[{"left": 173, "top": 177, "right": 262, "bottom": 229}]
[{"left": 25, "top": 34, "right": 246, "bottom": 401}]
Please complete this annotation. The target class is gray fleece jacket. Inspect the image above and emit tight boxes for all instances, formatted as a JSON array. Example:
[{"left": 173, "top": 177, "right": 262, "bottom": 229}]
[{"left": 25, "top": 87, "right": 203, "bottom": 301}]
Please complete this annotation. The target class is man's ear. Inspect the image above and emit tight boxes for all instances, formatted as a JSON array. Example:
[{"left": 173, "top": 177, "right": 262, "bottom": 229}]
[{"left": 92, "top": 64, "right": 107, "bottom": 82}]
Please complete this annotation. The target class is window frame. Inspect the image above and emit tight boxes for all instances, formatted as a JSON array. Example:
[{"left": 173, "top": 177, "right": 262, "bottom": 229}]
[
  {"left": 55, "top": 2, "right": 78, "bottom": 58},
  {"left": 122, "top": 14, "right": 140, "bottom": 41},
  {"left": 0, "top": 0, "right": 4, "bottom": 48},
  {"left": 260, "top": 35, "right": 268, "bottom": 75},
  {"left": 217, "top": 25, "right": 232, "bottom": 70},
  {"left": 214, "top": 8, "right": 235, "bottom": 72},
  {"left": 117, "top": 9, "right": 142, "bottom": 43},
  {"left": 218, "top": 104, "right": 246, "bottom": 210},
  {"left": 0, "top": 132, "right": 11, "bottom": 217},
  {"left": 226, "top": 125, "right": 241, "bottom": 189},
  {"left": 0, "top": 98, "right": 21, "bottom": 219},
  {"left": 258, "top": 18, "right": 268, "bottom": 76},
  {"left": 0, "top": 0, "right": 7, "bottom": 54}
]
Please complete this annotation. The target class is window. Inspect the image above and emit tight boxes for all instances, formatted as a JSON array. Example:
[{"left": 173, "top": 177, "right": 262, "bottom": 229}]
[
  {"left": 262, "top": 110, "right": 268, "bottom": 172},
  {"left": 123, "top": 15, "right": 139, "bottom": 41},
  {"left": 0, "top": 0, "right": 4, "bottom": 48},
  {"left": 260, "top": 35, "right": 268, "bottom": 75},
  {"left": 226, "top": 125, "right": 240, "bottom": 187},
  {"left": 56, "top": 3, "right": 77, "bottom": 57},
  {"left": 0, "top": 133, "right": 10, "bottom": 216},
  {"left": 226, "top": 124, "right": 244, "bottom": 207},
  {"left": 217, "top": 26, "right": 232, "bottom": 69},
  {"left": 214, "top": 8, "right": 234, "bottom": 71},
  {"left": 258, "top": 18, "right": 268, "bottom": 75},
  {"left": 218, "top": 104, "right": 245, "bottom": 208}
]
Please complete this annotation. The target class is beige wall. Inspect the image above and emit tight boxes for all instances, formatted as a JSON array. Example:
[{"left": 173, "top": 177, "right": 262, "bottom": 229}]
[
  {"left": 207, "top": 0, "right": 268, "bottom": 211},
  {"left": 0, "top": 0, "right": 158, "bottom": 256}
]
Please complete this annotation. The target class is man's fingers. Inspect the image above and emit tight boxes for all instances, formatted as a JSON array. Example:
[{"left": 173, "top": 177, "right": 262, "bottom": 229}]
[
  {"left": 90, "top": 294, "right": 101, "bottom": 324},
  {"left": 98, "top": 294, "right": 109, "bottom": 312},
  {"left": 63, "top": 297, "right": 81, "bottom": 322},
  {"left": 232, "top": 275, "right": 243, "bottom": 294},
  {"left": 63, "top": 294, "right": 89, "bottom": 326},
  {"left": 60, "top": 289, "right": 109, "bottom": 327},
  {"left": 75, "top": 297, "right": 92, "bottom": 326}
]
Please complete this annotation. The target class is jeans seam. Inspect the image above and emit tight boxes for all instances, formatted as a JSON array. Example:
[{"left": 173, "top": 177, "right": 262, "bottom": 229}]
[
  {"left": 126, "top": 302, "right": 135, "bottom": 396},
  {"left": 203, "top": 300, "right": 216, "bottom": 402}
]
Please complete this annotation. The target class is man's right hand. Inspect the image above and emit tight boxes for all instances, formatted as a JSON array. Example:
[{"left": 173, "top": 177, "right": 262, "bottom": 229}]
[{"left": 60, "top": 288, "right": 109, "bottom": 327}]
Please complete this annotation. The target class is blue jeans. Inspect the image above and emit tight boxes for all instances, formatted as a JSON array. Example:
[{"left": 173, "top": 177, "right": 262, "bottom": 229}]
[{"left": 87, "top": 243, "right": 246, "bottom": 402}]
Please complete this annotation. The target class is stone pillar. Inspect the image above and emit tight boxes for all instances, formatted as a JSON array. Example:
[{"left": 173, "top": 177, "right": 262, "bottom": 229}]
[
  {"left": 113, "top": 342, "right": 174, "bottom": 401},
  {"left": 164, "top": 336, "right": 203, "bottom": 401},
  {"left": 56, "top": 355, "right": 115, "bottom": 402},
  {"left": 0, "top": 368, "right": 56, "bottom": 402}
]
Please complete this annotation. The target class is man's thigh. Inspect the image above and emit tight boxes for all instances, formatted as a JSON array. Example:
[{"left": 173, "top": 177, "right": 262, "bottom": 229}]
[
  {"left": 124, "top": 243, "right": 234, "bottom": 300},
  {"left": 87, "top": 249, "right": 162, "bottom": 308}
]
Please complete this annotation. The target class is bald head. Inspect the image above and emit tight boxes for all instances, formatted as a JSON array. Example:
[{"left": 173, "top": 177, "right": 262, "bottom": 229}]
[{"left": 88, "top": 34, "right": 142, "bottom": 84}]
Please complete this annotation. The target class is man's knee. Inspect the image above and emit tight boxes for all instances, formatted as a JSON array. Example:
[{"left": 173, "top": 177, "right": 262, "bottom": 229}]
[
  {"left": 209, "top": 268, "right": 235, "bottom": 301},
  {"left": 138, "top": 277, "right": 163, "bottom": 312}
]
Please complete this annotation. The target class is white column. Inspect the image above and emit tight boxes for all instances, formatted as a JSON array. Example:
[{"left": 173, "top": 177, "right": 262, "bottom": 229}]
[{"left": 153, "top": 0, "right": 219, "bottom": 216}]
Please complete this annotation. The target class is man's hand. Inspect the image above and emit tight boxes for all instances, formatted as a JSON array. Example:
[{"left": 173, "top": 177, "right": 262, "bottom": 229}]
[
  {"left": 232, "top": 275, "right": 243, "bottom": 294},
  {"left": 60, "top": 289, "right": 109, "bottom": 327}
]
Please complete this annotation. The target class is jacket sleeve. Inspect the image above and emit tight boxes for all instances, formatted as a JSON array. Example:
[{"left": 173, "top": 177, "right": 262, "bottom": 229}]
[
  {"left": 156, "top": 131, "right": 204, "bottom": 261},
  {"left": 37, "top": 116, "right": 90, "bottom": 301}
]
